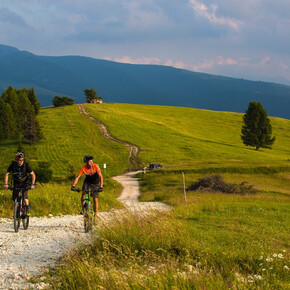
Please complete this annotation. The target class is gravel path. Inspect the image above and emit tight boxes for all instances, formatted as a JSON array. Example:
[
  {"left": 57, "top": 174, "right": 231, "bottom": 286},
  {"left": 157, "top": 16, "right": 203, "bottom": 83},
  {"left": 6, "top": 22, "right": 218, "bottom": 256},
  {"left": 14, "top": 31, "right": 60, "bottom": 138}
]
[{"left": 0, "top": 171, "right": 168, "bottom": 289}]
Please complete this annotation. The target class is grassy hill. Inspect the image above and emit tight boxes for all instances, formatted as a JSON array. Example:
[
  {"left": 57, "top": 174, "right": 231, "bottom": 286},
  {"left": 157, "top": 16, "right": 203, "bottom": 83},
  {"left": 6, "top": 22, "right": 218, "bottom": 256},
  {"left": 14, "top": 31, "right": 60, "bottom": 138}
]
[
  {"left": 84, "top": 103, "right": 290, "bottom": 169},
  {"left": 0, "top": 103, "right": 289, "bottom": 288}
]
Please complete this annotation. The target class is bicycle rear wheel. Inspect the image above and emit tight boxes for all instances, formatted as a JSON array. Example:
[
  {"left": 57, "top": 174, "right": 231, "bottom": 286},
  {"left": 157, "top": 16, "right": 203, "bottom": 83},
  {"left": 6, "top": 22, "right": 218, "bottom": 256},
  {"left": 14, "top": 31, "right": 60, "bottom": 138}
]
[
  {"left": 14, "top": 201, "right": 21, "bottom": 232},
  {"left": 22, "top": 205, "right": 29, "bottom": 230}
]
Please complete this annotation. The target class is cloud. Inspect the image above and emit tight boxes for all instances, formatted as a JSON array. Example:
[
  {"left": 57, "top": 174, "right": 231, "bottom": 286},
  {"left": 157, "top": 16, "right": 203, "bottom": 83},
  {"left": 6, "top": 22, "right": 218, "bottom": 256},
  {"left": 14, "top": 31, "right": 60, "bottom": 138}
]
[
  {"left": 0, "top": 7, "right": 27, "bottom": 26},
  {"left": 189, "top": 0, "right": 242, "bottom": 30}
]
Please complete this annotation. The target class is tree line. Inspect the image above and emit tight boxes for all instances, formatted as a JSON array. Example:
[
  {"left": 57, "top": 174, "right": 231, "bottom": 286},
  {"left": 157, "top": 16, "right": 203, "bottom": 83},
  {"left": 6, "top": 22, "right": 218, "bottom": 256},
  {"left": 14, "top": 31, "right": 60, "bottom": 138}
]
[{"left": 0, "top": 86, "right": 43, "bottom": 144}]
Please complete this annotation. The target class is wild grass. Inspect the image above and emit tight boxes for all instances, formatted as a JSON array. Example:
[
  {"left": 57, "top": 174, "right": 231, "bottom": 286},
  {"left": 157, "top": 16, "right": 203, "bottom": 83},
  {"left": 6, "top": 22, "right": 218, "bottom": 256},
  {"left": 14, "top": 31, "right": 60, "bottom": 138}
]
[
  {"left": 45, "top": 205, "right": 289, "bottom": 289},
  {"left": 14, "top": 103, "right": 287, "bottom": 288}
]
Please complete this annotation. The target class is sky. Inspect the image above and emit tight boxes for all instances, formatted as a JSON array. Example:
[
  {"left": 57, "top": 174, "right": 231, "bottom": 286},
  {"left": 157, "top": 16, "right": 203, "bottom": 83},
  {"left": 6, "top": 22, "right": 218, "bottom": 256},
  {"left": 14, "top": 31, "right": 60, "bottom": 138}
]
[{"left": 0, "top": 0, "right": 290, "bottom": 85}]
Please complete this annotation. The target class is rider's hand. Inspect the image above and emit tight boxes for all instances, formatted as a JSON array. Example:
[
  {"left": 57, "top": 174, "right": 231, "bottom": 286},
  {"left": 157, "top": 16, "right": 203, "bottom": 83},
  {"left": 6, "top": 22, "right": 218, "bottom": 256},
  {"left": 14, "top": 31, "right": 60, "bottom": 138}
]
[
  {"left": 71, "top": 186, "right": 76, "bottom": 191},
  {"left": 4, "top": 184, "right": 8, "bottom": 190},
  {"left": 98, "top": 187, "right": 103, "bottom": 192},
  {"left": 31, "top": 183, "right": 35, "bottom": 190}
]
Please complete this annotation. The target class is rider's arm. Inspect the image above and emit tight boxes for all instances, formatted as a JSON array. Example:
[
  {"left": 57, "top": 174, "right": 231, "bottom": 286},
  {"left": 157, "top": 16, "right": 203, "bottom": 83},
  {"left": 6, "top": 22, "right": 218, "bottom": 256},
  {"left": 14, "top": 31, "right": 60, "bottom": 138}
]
[
  {"left": 30, "top": 171, "right": 36, "bottom": 184},
  {"left": 99, "top": 172, "right": 103, "bottom": 188},
  {"left": 4, "top": 172, "right": 9, "bottom": 185},
  {"left": 72, "top": 175, "right": 81, "bottom": 187}
]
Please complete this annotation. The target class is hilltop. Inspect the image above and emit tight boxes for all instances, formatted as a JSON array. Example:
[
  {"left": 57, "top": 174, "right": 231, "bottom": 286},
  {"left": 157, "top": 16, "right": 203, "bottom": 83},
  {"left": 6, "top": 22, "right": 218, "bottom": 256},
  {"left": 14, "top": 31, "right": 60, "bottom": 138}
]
[{"left": 0, "top": 44, "right": 290, "bottom": 119}]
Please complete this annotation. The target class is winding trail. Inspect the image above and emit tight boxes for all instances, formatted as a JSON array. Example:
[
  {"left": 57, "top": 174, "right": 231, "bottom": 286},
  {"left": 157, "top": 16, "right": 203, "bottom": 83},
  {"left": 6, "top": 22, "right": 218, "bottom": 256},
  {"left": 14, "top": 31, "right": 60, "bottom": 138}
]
[
  {"left": 77, "top": 104, "right": 140, "bottom": 170},
  {"left": 0, "top": 107, "right": 167, "bottom": 289}
]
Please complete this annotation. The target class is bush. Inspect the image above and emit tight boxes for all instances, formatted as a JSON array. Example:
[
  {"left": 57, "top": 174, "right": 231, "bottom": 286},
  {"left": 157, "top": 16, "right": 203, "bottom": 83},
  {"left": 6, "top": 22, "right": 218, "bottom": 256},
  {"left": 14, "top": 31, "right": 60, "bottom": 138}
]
[
  {"left": 187, "top": 174, "right": 257, "bottom": 194},
  {"left": 34, "top": 161, "right": 53, "bottom": 183}
]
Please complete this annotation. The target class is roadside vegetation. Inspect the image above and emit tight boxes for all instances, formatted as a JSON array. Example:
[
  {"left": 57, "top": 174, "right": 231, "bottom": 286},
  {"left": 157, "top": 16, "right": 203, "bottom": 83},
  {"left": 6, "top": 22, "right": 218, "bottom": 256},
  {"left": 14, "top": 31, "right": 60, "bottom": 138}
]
[{"left": 0, "top": 102, "right": 289, "bottom": 288}]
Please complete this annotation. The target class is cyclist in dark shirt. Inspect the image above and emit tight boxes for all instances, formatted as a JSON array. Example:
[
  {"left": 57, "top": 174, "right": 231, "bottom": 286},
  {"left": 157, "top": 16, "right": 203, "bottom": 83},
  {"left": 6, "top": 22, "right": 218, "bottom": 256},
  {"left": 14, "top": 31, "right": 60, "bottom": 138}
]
[
  {"left": 4, "top": 152, "right": 36, "bottom": 215},
  {"left": 71, "top": 155, "right": 103, "bottom": 218}
]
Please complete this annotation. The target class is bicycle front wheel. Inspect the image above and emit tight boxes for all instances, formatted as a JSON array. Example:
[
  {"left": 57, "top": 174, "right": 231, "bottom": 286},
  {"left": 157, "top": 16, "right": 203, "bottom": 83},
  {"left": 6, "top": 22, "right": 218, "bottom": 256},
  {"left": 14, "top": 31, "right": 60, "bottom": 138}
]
[
  {"left": 84, "top": 202, "right": 92, "bottom": 233},
  {"left": 22, "top": 206, "right": 29, "bottom": 230},
  {"left": 14, "top": 201, "right": 21, "bottom": 232}
]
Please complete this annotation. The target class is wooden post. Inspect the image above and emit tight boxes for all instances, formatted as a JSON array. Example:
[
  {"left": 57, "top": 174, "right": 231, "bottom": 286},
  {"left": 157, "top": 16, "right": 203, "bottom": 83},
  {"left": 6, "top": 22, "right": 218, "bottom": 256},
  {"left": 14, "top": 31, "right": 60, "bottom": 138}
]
[{"left": 182, "top": 171, "right": 187, "bottom": 204}]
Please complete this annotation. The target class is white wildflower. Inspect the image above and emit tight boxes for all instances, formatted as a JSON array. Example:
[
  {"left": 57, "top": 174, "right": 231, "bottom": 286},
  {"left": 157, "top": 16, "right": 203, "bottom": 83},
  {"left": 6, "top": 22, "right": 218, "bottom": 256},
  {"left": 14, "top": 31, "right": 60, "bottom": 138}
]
[
  {"left": 266, "top": 257, "right": 273, "bottom": 262},
  {"left": 262, "top": 269, "right": 266, "bottom": 271},
  {"left": 284, "top": 265, "right": 289, "bottom": 270},
  {"left": 278, "top": 254, "right": 284, "bottom": 258},
  {"left": 259, "top": 263, "right": 263, "bottom": 266},
  {"left": 259, "top": 256, "right": 263, "bottom": 260},
  {"left": 273, "top": 254, "right": 277, "bottom": 257}
]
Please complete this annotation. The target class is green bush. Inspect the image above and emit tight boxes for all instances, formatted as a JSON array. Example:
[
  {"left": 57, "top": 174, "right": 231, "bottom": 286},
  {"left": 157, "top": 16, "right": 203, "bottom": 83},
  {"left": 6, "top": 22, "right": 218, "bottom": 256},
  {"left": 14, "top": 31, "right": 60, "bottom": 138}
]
[{"left": 34, "top": 161, "right": 53, "bottom": 183}]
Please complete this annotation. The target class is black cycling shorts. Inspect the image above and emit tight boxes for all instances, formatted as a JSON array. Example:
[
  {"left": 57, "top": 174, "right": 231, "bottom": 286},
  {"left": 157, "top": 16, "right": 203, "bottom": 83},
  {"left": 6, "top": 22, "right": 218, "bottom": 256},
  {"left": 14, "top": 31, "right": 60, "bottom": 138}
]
[
  {"left": 12, "top": 184, "right": 29, "bottom": 201},
  {"left": 82, "top": 181, "right": 100, "bottom": 198}
]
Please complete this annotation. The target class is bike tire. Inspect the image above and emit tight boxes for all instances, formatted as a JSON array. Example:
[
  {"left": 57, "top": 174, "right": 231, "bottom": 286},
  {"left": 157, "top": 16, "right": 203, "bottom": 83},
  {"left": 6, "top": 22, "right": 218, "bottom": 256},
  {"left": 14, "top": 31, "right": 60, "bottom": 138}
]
[
  {"left": 14, "top": 201, "right": 21, "bottom": 233},
  {"left": 22, "top": 206, "right": 29, "bottom": 230},
  {"left": 84, "top": 202, "right": 91, "bottom": 233}
]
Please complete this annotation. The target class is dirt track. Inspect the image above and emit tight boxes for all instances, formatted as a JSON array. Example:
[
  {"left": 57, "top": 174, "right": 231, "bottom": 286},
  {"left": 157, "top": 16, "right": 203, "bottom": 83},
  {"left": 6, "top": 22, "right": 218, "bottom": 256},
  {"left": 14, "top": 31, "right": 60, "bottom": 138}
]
[
  {"left": 0, "top": 171, "right": 168, "bottom": 289},
  {"left": 77, "top": 104, "right": 140, "bottom": 170},
  {"left": 0, "top": 107, "right": 166, "bottom": 289}
]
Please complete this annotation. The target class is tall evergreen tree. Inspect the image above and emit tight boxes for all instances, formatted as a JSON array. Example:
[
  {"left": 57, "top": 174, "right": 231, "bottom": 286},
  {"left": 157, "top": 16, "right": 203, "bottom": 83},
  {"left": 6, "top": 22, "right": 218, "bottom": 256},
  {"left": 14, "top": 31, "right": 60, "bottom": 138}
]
[
  {"left": 1, "top": 86, "right": 21, "bottom": 131},
  {"left": 18, "top": 91, "right": 43, "bottom": 144},
  {"left": 0, "top": 100, "right": 17, "bottom": 139},
  {"left": 26, "top": 88, "right": 41, "bottom": 114},
  {"left": 241, "top": 101, "right": 275, "bottom": 150}
]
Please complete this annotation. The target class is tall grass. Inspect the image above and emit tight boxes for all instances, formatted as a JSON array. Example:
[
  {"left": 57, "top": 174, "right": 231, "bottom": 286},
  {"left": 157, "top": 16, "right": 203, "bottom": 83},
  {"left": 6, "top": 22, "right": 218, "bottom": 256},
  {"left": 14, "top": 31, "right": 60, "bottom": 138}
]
[{"left": 45, "top": 205, "right": 289, "bottom": 289}]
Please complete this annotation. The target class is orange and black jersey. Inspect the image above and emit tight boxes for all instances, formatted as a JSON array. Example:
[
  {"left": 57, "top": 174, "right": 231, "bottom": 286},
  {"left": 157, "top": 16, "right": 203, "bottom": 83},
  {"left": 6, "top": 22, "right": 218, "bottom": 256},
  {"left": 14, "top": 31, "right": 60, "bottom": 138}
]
[{"left": 78, "top": 163, "right": 101, "bottom": 184}]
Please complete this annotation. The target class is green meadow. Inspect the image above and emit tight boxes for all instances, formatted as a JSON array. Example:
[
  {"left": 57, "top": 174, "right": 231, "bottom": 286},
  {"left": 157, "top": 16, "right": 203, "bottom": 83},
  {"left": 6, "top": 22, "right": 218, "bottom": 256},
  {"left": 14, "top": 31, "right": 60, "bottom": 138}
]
[
  {"left": 84, "top": 103, "right": 290, "bottom": 169},
  {"left": 0, "top": 103, "right": 289, "bottom": 288}
]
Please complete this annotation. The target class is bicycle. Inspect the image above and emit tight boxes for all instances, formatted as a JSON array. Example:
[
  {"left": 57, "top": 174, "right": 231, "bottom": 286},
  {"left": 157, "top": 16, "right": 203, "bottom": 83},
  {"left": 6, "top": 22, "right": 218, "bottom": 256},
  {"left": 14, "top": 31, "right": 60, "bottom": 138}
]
[
  {"left": 9, "top": 186, "right": 30, "bottom": 232},
  {"left": 72, "top": 188, "right": 95, "bottom": 233}
]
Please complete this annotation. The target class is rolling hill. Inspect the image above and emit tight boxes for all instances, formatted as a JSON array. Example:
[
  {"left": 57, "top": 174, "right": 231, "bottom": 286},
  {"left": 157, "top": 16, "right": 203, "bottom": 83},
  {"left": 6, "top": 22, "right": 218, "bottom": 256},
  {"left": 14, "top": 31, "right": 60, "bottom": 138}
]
[{"left": 0, "top": 44, "right": 290, "bottom": 119}]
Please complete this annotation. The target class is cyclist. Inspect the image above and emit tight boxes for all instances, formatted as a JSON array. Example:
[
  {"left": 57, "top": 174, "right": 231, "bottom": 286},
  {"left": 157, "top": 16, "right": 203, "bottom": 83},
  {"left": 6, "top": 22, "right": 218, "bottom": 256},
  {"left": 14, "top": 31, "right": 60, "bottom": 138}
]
[
  {"left": 71, "top": 155, "right": 103, "bottom": 218},
  {"left": 4, "top": 152, "right": 36, "bottom": 215}
]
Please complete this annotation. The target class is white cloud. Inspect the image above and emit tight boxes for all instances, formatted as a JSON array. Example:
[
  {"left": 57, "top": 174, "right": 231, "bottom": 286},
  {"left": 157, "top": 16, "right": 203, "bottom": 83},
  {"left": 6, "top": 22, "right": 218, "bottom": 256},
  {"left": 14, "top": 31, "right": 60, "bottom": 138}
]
[{"left": 189, "top": 0, "right": 242, "bottom": 30}]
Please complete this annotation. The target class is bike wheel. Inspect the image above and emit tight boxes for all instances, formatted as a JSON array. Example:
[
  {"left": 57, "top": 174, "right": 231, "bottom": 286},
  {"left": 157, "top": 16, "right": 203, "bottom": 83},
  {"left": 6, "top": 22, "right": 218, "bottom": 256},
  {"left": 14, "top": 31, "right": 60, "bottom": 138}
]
[
  {"left": 14, "top": 202, "right": 21, "bottom": 233},
  {"left": 22, "top": 206, "right": 29, "bottom": 230},
  {"left": 83, "top": 202, "right": 91, "bottom": 233}
]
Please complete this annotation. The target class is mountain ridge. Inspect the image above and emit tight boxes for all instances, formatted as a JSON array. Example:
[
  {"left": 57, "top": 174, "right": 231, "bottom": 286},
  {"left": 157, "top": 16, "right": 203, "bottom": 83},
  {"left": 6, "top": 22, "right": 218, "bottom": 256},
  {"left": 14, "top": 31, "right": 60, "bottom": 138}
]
[{"left": 0, "top": 44, "right": 289, "bottom": 118}]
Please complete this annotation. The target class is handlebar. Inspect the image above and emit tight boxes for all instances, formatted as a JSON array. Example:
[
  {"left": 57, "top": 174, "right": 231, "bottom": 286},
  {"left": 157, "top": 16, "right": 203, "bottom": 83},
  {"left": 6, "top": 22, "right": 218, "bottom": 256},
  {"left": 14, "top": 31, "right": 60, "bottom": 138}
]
[
  {"left": 6, "top": 185, "right": 31, "bottom": 191},
  {"left": 71, "top": 187, "right": 103, "bottom": 193}
]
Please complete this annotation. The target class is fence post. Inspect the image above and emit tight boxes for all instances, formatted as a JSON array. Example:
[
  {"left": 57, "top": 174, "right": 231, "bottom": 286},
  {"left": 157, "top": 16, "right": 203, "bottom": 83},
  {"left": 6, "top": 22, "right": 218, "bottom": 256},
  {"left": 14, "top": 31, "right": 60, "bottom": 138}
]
[{"left": 182, "top": 171, "right": 187, "bottom": 204}]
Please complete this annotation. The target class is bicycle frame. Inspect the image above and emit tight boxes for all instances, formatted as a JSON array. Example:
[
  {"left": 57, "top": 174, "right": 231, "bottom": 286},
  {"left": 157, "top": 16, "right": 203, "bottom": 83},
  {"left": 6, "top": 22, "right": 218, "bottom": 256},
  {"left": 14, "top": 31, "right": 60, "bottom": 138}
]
[
  {"left": 9, "top": 186, "right": 30, "bottom": 232},
  {"left": 74, "top": 188, "right": 95, "bottom": 233}
]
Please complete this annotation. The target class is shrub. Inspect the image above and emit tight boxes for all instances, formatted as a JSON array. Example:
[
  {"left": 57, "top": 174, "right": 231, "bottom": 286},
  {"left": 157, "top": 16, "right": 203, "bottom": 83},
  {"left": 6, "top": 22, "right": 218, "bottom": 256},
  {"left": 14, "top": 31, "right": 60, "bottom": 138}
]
[
  {"left": 187, "top": 174, "right": 257, "bottom": 194},
  {"left": 34, "top": 161, "right": 53, "bottom": 183}
]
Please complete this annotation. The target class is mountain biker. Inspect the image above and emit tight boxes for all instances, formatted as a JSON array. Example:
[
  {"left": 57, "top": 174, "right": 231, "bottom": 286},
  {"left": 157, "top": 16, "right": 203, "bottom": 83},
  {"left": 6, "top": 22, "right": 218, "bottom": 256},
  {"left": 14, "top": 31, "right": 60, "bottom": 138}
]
[
  {"left": 71, "top": 155, "right": 103, "bottom": 218},
  {"left": 4, "top": 152, "right": 36, "bottom": 216}
]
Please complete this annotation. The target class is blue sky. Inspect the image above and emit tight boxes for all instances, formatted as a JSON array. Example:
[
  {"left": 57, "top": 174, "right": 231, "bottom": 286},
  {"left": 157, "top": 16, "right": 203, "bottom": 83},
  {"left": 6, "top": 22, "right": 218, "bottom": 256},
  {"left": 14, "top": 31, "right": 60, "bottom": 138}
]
[{"left": 1, "top": 0, "right": 289, "bottom": 85}]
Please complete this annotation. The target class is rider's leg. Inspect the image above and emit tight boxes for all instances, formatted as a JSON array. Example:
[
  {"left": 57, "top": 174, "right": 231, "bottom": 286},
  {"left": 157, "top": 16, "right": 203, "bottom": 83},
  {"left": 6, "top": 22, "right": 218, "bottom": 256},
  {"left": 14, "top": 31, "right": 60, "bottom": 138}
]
[
  {"left": 93, "top": 197, "right": 98, "bottom": 217},
  {"left": 80, "top": 193, "right": 86, "bottom": 213},
  {"left": 23, "top": 190, "right": 29, "bottom": 214}
]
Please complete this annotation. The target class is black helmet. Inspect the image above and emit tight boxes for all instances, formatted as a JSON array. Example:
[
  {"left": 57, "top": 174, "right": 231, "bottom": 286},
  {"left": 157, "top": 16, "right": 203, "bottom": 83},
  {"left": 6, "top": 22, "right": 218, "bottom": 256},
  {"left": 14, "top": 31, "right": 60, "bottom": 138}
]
[
  {"left": 15, "top": 152, "right": 24, "bottom": 160},
  {"left": 84, "top": 155, "right": 94, "bottom": 163}
]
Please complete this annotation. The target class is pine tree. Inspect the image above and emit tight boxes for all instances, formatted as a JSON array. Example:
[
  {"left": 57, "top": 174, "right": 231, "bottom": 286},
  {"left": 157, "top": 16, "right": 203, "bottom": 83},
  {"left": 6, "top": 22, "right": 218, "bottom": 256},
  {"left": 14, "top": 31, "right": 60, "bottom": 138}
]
[
  {"left": 27, "top": 88, "right": 41, "bottom": 114},
  {"left": 241, "top": 101, "right": 275, "bottom": 150},
  {"left": 18, "top": 91, "right": 43, "bottom": 144},
  {"left": 0, "top": 100, "right": 17, "bottom": 139}
]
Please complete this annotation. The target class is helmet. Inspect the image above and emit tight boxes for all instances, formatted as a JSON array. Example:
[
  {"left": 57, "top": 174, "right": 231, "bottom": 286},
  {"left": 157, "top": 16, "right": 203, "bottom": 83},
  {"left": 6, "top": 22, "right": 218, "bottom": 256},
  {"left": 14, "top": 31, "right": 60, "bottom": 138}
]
[
  {"left": 15, "top": 152, "right": 24, "bottom": 160},
  {"left": 84, "top": 155, "right": 94, "bottom": 163}
]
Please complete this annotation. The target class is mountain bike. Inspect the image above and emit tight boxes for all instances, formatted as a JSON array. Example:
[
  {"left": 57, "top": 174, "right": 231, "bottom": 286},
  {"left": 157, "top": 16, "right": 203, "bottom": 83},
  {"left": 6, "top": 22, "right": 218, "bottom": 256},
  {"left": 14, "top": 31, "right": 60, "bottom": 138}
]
[
  {"left": 9, "top": 186, "right": 30, "bottom": 232},
  {"left": 72, "top": 188, "right": 95, "bottom": 233}
]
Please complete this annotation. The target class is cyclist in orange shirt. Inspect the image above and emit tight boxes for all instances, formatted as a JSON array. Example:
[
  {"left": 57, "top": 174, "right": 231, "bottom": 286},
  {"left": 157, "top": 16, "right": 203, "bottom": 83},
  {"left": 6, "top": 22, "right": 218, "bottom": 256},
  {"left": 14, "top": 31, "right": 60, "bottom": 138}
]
[{"left": 71, "top": 156, "right": 103, "bottom": 217}]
